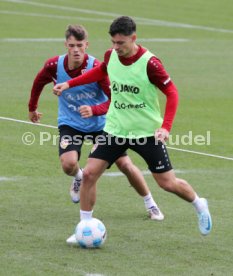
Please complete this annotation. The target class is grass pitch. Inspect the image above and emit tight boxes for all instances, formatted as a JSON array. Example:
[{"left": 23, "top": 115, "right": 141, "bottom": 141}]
[{"left": 0, "top": 0, "right": 233, "bottom": 275}]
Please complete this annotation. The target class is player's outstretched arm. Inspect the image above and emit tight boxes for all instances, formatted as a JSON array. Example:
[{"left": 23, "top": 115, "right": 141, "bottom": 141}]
[
  {"left": 53, "top": 64, "right": 107, "bottom": 97},
  {"left": 53, "top": 82, "right": 70, "bottom": 96}
]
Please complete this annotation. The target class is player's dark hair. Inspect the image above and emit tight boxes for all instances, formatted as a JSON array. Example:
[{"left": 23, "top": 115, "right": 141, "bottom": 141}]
[
  {"left": 109, "top": 16, "right": 136, "bottom": 36},
  {"left": 65, "top": 25, "right": 88, "bottom": 40}
]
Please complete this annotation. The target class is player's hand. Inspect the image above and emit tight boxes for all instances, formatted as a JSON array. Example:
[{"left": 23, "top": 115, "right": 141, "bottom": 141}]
[
  {"left": 154, "top": 128, "right": 169, "bottom": 143},
  {"left": 53, "top": 82, "right": 69, "bottom": 96},
  {"left": 79, "top": 105, "right": 93, "bottom": 118},
  {"left": 29, "top": 110, "right": 43, "bottom": 123}
]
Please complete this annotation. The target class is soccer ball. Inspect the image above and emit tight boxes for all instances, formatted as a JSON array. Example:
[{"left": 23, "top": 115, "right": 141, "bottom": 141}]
[{"left": 75, "top": 218, "right": 107, "bottom": 248}]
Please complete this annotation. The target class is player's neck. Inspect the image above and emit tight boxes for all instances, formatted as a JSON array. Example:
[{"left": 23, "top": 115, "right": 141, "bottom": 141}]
[
  {"left": 132, "top": 44, "right": 139, "bottom": 56},
  {"left": 68, "top": 60, "right": 83, "bottom": 70},
  {"left": 124, "top": 44, "right": 139, "bottom": 58}
]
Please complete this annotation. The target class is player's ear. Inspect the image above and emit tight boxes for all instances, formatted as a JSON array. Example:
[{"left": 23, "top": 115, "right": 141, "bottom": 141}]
[
  {"left": 131, "top": 33, "right": 137, "bottom": 43},
  {"left": 86, "top": 41, "right": 89, "bottom": 49},
  {"left": 64, "top": 41, "right": 68, "bottom": 48}
]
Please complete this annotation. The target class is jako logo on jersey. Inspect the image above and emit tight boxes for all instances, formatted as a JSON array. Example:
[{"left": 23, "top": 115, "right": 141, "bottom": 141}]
[
  {"left": 65, "top": 92, "right": 97, "bottom": 102},
  {"left": 112, "top": 81, "right": 140, "bottom": 94}
]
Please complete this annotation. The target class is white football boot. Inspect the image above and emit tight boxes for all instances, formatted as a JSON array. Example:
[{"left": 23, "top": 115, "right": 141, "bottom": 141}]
[
  {"left": 66, "top": 234, "right": 77, "bottom": 245},
  {"left": 148, "top": 206, "right": 164, "bottom": 221},
  {"left": 197, "top": 198, "right": 212, "bottom": 235},
  {"left": 70, "top": 169, "right": 83, "bottom": 203}
]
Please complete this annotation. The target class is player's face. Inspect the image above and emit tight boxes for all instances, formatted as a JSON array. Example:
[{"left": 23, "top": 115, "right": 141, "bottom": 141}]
[
  {"left": 111, "top": 33, "right": 136, "bottom": 58},
  {"left": 65, "top": 35, "right": 88, "bottom": 64}
]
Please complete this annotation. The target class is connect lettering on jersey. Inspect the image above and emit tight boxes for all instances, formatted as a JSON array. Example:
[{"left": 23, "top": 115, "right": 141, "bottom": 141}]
[{"left": 114, "top": 100, "right": 146, "bottom": 110}]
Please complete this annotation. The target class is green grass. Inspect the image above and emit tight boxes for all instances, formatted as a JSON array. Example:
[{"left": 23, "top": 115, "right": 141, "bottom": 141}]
[{"left": 0, "top": 0, "right": 233, "bottom": 275}]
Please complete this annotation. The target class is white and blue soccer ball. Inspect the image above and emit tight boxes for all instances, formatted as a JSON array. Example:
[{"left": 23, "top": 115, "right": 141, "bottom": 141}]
[{"left": 75, "top": 218, "right": 107, "bottom": 248}]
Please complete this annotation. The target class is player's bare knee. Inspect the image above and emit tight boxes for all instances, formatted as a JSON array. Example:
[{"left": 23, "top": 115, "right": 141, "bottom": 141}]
[
  {"left": 82, "top": 167, "right": 97, "bottom": 182},
  {"left": 61, "top": 160, "right": 77, "bottom": 176}
]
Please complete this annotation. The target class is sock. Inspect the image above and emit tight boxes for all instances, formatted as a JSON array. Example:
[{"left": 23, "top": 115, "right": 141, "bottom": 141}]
[
  {"left": 80, "top": 210, "right": 93, "bottom": 220},
  {"left": 75, "top": 168, "right": 83, "bottom": 180},
  {"left": 143, "top": 193, "right": 157, "bottom": 210},
  {"left": 192, "top": 194, "right": 204, "bottom": 213}
]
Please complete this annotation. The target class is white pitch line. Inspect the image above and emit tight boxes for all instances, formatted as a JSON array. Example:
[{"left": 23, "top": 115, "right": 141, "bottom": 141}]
[
  {"left": 104, "top": 170, "right": 150, "bottom": 177},
  {"left": 0, "top": 37, "right": 190, "bottom": 43},
  {"left": 103, "top": 169, "right": 184, "bottom": 177},
  {"left": 1, "top": 116, "right": 232, "bottom": 161},
  {"left": 1, "top": 38, "right": 64, "bottom": 42},
  {"left": 0, "top": 10, "right": 111, "bottom": 23},
  {"left": 85, "top": 274, "right": 105, "bottom": 276},
  {"left": 167, "top": 146, "right": 233, "bottom": 161},
  {"left": 0, "top": 177, "right": 17, "bottom": 182},
  {"left": 137, "top": 38, "right": 189, "bottom": 42},
  {"left": 1, "top": 0, "right": 233, "bottom": 34},
  {"left": 1, "top": 0, "right": 121, "bottom": 17},
  {"left": 0, "top": 116, "right": 57, "bottom": 129}
]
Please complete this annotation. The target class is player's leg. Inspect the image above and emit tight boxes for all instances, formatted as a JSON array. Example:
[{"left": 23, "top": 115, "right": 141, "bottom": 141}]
[
  {"left": 153, "top": 170, "right": 212, "bottom": 235},
  {"left": 80, "top": 132, "right": 128, "bottom": 219},
  {"left": 152, "top": 170, "right": 195, "bottom": 201},
  {"left": 59, "top": 125, "right": 83, "bottom": 203},
  {"left": 115, "top": 155, "right": 164, "bottom": 220},
  {"left": 132, "top": 137, "right": 212, "bottom": 235},
  {"left": 67, "top": 156, "right": 109, "bottom": 245},
  {"left": 59, "top": 150, "right": 83, "bottom": 203},
  {"left": 80, "top": 158, "right": 109, "bottom": 216},
  {"left": 60, "top": 150, "right": 79, "bottom": 176}
]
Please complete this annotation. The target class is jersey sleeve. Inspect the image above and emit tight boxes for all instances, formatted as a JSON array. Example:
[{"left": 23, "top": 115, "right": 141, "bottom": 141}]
[
  {"left": 91, "top": 78, "right": 111, "bottom": 116},
  {"left": 147, "top": 56, "right": 172, "bottom": 90},
  {"left": 90, "top": 58, "right": 111, "bottom": 116},
  {"left": 160, "top": 82, "right": 179, "bottom": 132},
  {"left": 67, "top": 64, "right": 107, "bottom": 88},
  {"left": 91, "top": 99, "right": 110, "bottom": 116},
  {"left": 147, "top": 56, "right": 179, "bottom": 132},
  {"left": 28, "top": 56, "right": 58, "bottom": 111}
]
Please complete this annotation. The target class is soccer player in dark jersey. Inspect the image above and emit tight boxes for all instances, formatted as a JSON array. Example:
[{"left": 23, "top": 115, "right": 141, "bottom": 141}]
[
  {"left": 28, "top": 24, "right": 165, "bottom": 243},
  {"left": 53, "top": 18, "right": 212, "bottom": 237}
]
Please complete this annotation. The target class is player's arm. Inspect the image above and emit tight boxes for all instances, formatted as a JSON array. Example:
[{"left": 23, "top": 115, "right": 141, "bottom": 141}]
[
  {"left": 28, "top": 57, "right": 58, "bottom": 122},
  {"left": 147, "top": 56, "right": 179, "bottom": 142},
  {"left": 28, "top": 68, "right": 48, "bottom": 123},
  {"left": 53, "top": 56, "right": 109, "bottom": 96},
  {"left": 78, "top": 58, "right": 111, "bottom": 118},
  {"left": 78, "top": 76, "right": 111, "bottom": 118},
  {"left": 89, "top": 58, "right": 111, "bottom": 116},
  {"left": 91, "top": 65, "right": 111, "bottom": 116},
  {"left": 159, "top": 82, "right": 179, "bottom": 132}
]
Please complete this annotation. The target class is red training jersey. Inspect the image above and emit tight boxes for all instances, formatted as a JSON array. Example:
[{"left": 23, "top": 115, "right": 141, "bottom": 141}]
[
  {"left": 68, "top": 46, "right": 179, "bottom": 132},
  {"left": 28, "top": 54, "right": 111, "bottom": 116}
]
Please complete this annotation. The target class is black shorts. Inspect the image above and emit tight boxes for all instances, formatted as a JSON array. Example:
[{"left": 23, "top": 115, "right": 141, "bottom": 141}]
[
  {"left": 58, "top": 125, "right": 103, "bottom": 158},
  {"left": 90, "top": 132, "right": 173, "bottom": 173}
]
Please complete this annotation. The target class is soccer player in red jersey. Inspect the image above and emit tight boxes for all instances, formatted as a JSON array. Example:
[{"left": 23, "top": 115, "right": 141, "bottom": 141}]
[
  {"left": 28, "top": 24, "right": 164, "bottom": 243},
  {"left": 53, "top": 18, "right": 212, "bottom": 236}
]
